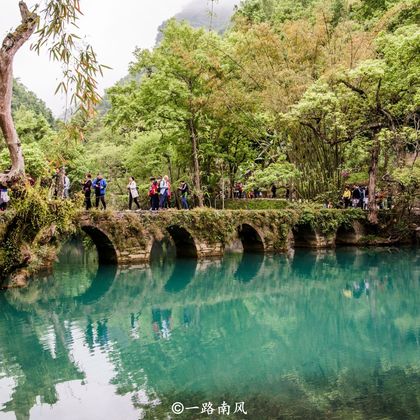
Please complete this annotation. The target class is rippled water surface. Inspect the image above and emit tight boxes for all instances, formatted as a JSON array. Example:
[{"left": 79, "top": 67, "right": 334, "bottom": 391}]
[{"left": 0, "top": 244, "right": 419, "bottom": 419}]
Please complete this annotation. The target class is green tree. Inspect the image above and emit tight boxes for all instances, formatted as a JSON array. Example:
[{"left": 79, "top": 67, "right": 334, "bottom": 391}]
[
  {"left": 285, "top": 23, "right": 419, "bottom": 222},
  {"left": 12, "top": 79, "right": 54, "bottom": 126},
  {"left": 108, "top": 21, "right": 229, "bottom": 206},
  {"left": 0, "top": 143, "right": 49, "bottom": 179},
  {"left": 14, "top": 107, "right": 54, "bottom": 144},
  {"left": 0, "top": 1, "right": 106, "bottom": 182}
]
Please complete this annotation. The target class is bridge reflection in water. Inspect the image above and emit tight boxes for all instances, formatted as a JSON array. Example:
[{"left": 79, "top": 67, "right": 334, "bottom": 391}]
[{"left": 0, "top": 241, "right": 419, "bottom": 420}]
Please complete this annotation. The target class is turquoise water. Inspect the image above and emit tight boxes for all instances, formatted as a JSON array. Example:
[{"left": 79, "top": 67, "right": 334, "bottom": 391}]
[{"left": 0, "top": 244, "right": 419, "bottom": 419}]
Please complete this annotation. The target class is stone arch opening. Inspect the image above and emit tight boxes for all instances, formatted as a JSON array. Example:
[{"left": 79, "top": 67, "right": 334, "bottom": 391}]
[
  {"left": 81, "top": 226, "right": 118, "bottom": 265},
  {"left": 166, "top": 226, "right": 197, "bottom": 258},
  {"left": 150, "top": 237, "right": 177, "bottom": 262},
  {"left": 238, "top": 224, "right": 265, "bottom": 253},
  {"left": 336, "top": 224, "right": 358, "bottom": 245},
  {"left": 292, "top": 223, "right": 317, "bottom": 248}
]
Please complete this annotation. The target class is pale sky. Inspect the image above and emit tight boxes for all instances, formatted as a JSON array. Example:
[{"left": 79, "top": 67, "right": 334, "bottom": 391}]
[{"left": 0, "top": 0, "right": 196, "bottom": 116}]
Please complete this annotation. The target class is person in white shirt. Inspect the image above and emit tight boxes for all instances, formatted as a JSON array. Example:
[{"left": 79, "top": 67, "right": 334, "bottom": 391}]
[
  {"left": 127, "top": 176, "right": 140, "bottom": 210},
  {"left": 158, "top": 175, "right": 169, "bottom": 209}
]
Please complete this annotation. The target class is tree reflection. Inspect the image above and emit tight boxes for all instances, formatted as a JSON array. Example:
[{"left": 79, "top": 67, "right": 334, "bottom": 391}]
[{"left": 0, "top": 248, "right": 419, "bottom": 419}]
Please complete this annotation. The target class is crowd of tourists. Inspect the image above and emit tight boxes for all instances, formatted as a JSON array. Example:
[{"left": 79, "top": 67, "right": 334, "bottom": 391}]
[
  {"left": 81, "top": 173, "right": 190, "bottom": 211},
  {"left": 147, "top": 176, "right": 189, "bottom": 211},
  {"left": 82, "top": 173, "right": 108, "bottom": 210},
  {"left": 341, "top": 185, "right": 369, "bottom": 209},
  {"left": 0, "top": 171, "right": 392, "bottom": 214},
  {"left": 341, "top": 185, "right": 393, "bottom": 210}
]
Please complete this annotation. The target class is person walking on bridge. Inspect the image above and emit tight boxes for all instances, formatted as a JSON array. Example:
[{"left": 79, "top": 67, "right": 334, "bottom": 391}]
[
  {"left": 127, "top": 176, "right": 140, "bottom": 210},
  {"left": 178, "top": 181, "right": 189, "bottom": 209},
  {"left": 83, "top": 173, "right": 92, "bottom": 210},
  {"left": 149, "top": 177, "right": 159, "bottom": 211},
  {"left": 271, "top": 184, "right": 277, "bottom": 198},
  {"left": 342, "top": 186, "right": 351, "bottom": 209},
  {"left": 159, "top": 175, "right": 169, "bottom": 209},
  {"left": 93, "top": 174, "right": 107, "bottom": 210},
  {"left": 351, "top": 185, "right": 362, "bottom": 208},
  {"left": 166, "top": 178, "right": 172, "bottom": 208}
]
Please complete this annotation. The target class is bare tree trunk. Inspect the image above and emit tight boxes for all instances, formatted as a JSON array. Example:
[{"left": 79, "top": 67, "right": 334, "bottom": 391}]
[
  {"left": 368, "top": 137, "right": 380, "bottom": 224},
  {"left": 229, "top": 174, "right": 235, "bottom": 199},
  {"left": 166, "top": 154, "right": 180, "bottom": 209},
  {"left": 188, "top": 118, "right": 204, "bottom": 207},
  {"left": 0, "top": 2, "right": 37, "bottom": 182}
]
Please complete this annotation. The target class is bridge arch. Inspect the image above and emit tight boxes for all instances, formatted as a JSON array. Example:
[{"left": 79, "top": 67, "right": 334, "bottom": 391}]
[
  {"left": 149, "top": 236, "right": 176, "bottom": 261},
  {"left": 166, "top": 225, "right": 198, "bottom": 258},
  {"left": 292, "top": 223, "right": 318, "bottom": 248},
  {"left": 237, "top": 223, "right": 265, "bottom": 253},
  {"left": 336, "top": 223, "right": 360, "bottom": 245},
  {"left": 81, "top": 225, "right": 118, "bottom": 265}
]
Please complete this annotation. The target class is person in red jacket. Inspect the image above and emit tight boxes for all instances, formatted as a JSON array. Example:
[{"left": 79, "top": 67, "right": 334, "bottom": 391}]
[{"left": 148, "top": 177, "right": 159, "bottom": 211}]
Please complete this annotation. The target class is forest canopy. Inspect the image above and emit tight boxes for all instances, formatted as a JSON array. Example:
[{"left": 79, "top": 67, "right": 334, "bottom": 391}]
[{"left": 2, "top": 0, "right": 419, "bottom": 217}]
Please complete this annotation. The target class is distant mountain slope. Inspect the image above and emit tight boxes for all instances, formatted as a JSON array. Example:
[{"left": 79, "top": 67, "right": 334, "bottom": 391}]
[
  {"left": 98, "top": 1, "right": 239, "bottom": 114},
  {"left": 156, "top": 0, "right": 239, "bottom": 43},
  {"left": 12, "top": 79, "right": 55, "bottom": 126}
]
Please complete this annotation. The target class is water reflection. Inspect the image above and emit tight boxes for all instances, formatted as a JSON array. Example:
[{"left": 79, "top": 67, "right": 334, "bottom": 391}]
[
  {"left": 75, "top": 265, "right": 118, "bottom": 305},
  {"left": 234, "top": 253, "right": 264, "bottom": 283},
  {"left": 0, "top": 247, "right": 419, "bottom": 419},
  {"left": 162, "top": 259, "right": 197, "bottom": 293}
]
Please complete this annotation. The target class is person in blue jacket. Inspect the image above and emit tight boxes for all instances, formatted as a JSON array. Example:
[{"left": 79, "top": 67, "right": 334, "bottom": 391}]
[{"left": 92, "top": 174, "right": 107, "bottom": 210}]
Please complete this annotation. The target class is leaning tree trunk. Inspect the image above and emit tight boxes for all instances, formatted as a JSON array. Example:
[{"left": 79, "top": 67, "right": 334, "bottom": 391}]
[
  {"left": 368, "top": 136, "right": 380, "bottom": 224},
  {"left": 0, "top": 2, "right": 37, "bottom": 182},
  {"left": 188, "top": 118, "right": 204, "bottom": 207}
]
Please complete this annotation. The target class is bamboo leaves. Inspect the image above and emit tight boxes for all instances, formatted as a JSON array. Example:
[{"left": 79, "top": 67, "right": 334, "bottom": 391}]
[{"left": 30, "top": 0, "right": 108, "bottom": 116}]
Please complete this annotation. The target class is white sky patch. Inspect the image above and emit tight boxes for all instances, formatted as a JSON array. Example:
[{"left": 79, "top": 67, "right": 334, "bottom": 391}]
[
  {"left": 0, "top": 0, "right": 193, "bottom": 116},
  {"left": 0, "top": 376, "right": 17, "bottom": 419},
  {"left": 27, "top": 324, "right": 154, "bottom": 420}
]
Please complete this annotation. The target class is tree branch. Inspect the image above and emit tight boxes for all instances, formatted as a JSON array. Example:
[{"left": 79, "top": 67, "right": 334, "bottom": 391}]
[
  {"left": 338, "top": 79, "right": 367, "bottom": 98},
  {"left": 19, "top": 1, "right": 31, "bottom": 20},
  {"left": 1, "top": 2, "right": 37, "bottom": 58}
]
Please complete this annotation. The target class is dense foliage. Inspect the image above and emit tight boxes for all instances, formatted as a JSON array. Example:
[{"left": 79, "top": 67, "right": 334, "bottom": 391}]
[
  {"left": 3, "top": 0, "right": 419, "bottom": 216},
  {"left": 12, "top": 79, "right": 55, "bottom": 126},
  {"left": 0, "top": 186, "right": 80, "bottom": 282}
]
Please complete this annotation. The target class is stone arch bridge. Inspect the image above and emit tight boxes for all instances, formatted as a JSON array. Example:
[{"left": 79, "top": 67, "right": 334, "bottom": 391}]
[{"left": 78, "top": 210, "right": 366, "bottom": 265}]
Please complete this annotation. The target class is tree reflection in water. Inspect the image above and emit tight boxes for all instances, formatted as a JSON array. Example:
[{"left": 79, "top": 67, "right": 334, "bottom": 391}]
[{"left": 0, "top": 247, "right": 419, "bottom": 419}]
